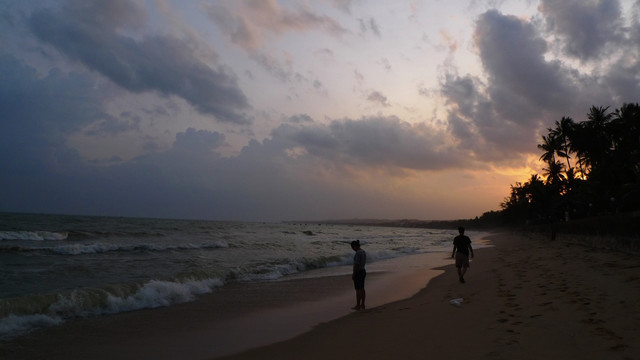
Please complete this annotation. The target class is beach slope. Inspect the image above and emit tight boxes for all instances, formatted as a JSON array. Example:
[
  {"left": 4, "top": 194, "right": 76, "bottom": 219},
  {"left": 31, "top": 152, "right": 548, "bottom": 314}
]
[{"left": 218, "top": 232, "right": 640, "bottom": 360}]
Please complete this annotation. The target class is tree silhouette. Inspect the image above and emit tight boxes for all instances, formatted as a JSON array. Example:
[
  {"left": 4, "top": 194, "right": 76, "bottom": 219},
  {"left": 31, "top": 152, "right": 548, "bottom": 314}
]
[
  {"left": 501, "top": 102, "right": 640, "bottom": 224},
  {"left": 549, "top": 116, "right": 574, "bottom": 171}
]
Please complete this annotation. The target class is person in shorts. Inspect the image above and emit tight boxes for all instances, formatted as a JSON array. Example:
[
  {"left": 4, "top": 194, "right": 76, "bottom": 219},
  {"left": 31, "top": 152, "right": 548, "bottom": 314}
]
[
  {"left": 451, "top": 226, "right": 474, "bottom": 283},
  {"left": 351, "top": 240, "right": 366, "bottom": 310}
]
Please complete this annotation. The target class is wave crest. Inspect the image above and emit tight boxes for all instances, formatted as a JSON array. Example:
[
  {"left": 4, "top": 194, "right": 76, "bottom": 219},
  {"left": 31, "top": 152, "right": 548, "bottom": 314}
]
[
  {"left": 0, "top": 231, "right": 68, "bottom": 241},
  {"left": 0, "top": 277, "right": 224, "bottom": 339}
]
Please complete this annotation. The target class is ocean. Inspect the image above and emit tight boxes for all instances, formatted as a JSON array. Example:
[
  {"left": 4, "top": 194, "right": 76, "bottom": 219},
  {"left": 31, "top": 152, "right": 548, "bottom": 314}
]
[{"left": 0, "top": 212, "right": 485, "bottom": 340}]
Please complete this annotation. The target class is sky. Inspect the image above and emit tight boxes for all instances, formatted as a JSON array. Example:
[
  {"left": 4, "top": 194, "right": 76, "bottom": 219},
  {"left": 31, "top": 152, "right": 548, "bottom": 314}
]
[{"left": 1, "top": 0, "right": 639, "bottom": 222}]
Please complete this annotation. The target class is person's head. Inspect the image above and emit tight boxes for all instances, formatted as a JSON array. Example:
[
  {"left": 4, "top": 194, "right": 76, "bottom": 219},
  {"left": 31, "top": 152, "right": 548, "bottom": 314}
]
[
  {"left": 458, "top": 226, "right": 465, "bottom": 234},
  {"left": 350, "top": 240, "right": 361, "bottom": 251}
]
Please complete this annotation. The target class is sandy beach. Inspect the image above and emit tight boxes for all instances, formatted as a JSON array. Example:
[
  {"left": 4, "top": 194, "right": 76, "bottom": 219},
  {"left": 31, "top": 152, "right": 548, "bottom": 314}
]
[
  {"left": 219, "top": 231, "right": 640, "bottom": 360},
  {"left": 2, "top": 231, "right": 639, "bottom": 360}
]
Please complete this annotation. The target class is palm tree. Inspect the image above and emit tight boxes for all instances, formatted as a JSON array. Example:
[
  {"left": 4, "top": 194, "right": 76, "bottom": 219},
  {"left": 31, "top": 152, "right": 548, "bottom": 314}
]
[
  {"left": 610, "top": 103, "right": 640, "bottom": 159},
  {"left": 608, "top": 103, "right": 640, "bottom": 211},
  {"left": 567, "top": 106, "right": 613, "bottom": 179},
  {"left": 563, "top": 167, "right": 577, "bottom": 193},
  {"left": 550, "top": 116, "right": 574, "bottom": 171},
  {"left": 537, "top": 133, "right": 562, "bottom": 164},
  {"left": 585, "top": 105, "right": 613, "bottom": 169},
  {"left": 542, "top": 160, "right": 566, "bottom": 185},
  {"left": 504, "top": 103, "right": 640, "bottom": 223}
]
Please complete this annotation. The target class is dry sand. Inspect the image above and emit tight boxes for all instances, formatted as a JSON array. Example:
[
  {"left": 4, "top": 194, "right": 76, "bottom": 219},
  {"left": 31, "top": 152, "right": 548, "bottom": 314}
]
[
  {"left": 218, "top": 232, "right": 640, "bottom": 360},
  {"left": 2, "top": 231, "right": 639, "bottom": 360}
]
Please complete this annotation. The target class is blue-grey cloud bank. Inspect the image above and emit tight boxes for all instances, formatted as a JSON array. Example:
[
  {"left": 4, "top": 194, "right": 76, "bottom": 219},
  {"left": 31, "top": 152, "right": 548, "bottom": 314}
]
[{"left": 1, "top": 0, "right": 639, "bottom": 221}]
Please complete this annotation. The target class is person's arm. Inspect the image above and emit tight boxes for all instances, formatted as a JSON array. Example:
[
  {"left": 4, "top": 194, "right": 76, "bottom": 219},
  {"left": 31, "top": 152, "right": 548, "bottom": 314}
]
[
  {"left": 451, "top": 244, "right": 457, "bottom": 258},
  {"left": 469, "top": 242, "right": 474, "bottom": 259}
]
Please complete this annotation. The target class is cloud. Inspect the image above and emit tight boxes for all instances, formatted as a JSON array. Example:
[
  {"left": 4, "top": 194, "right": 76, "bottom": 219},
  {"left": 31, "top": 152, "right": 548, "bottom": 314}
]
[
  {"left": 273, "top": 116, "right": 466, "bottom": 171},
  {"left": 353, "top": 70, "right": 365, "bottom": 86},
  {"left": 173, "top": 128, "right": 227, "bottom": 153},
  {"left": 437, "top": 10, "right": 579, "bottom": 163},
  {"left": 539, "top": 0, "right": 624, "bottom": 61},
  {"left": 440, "top": 72, "right": 534, "bottom": 163},
  {"left": 378, "top": 57, "right": 392, "bottom": 72},
  {"left": 359, "top": 17, "right": 381, "bottom": 37},
  {"left": 474, "top": 9, "right": 574, "bottom": 121},
  {"left": 0, "top": 54, "right": 105, "bottom": 212},
  {"left": 206, "top": 0, "right": 348, "bottom": 51},
  {"left": 0, "top": 54, "right": 105, "bottom": 149},
  {"left": 251, "top": 51, "right": 294, "bottom": 82},
  {"left": 440, "top": 6, "right": 640, "bottom": 165},
  {"left": 367, "top": 90, "right": 390, "bottom": 107},
  {"left": 28, "top": 0, "right": 251, "bottom": 124},
  {"left": 327, "top": 0, "right": 361, "bottom": 13},
  {"left": 84, "top": 112, "right": 141, "bottom": 136},
  {"left": 0, "top": 55, "right": 469, "bottom": 220},
  {"left": 6, "top": 0, "right": 640, "bottom": 222},
  {"left": 602, "top": 58, "right": 640, "bottom": 104}
]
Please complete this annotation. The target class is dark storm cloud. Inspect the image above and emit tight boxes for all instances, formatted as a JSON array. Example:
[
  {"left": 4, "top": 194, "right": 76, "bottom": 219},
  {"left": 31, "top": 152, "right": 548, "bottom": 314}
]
[
  {"left": 273, "top": 116, "right": 466, "bottom": 171},
  {"left": 440, "top": 72, "right": 530, "bottom": 162},
  {"left": 85, "top": 112, "right": 141, "bottom": 136},
  {"left": 597, "top": 1, "right": 640, "bottom": 103},
  {"left": 173, "top": 128, "right": 227, "bottom": 153},
  {"left": 0, "top": 55, "right": 105, "bottom": 145},
  {"left": 442, "top": 6, "right": 640, "bottom": 163},
  {"left": 5, "top": 1, "right": 640, "bottom": 222},
  {"left": 602, "top": 58, "right": 640, "bottom": 103},
  {"left": 438, "top": 10, "right": 580, "bottom": 161},
  {"left": 539, "top": 0, "right": 623, "bottom": 60},
  {"left": 1, "top": 54, "right": 434, "bottom": 220},
  {"left": 0, "top": 54, "right": 105, "bottom": 213},
  {"left": 474, "top": 10, "right": 573, "bottom": 121},
  {"left": 28, "top": 0, "right": 251, "bottom": 124}
]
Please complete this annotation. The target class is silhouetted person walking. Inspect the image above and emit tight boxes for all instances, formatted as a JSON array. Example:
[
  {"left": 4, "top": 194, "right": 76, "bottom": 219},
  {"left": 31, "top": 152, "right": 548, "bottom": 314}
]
[{"left": 451, "top": 227, "right": 474, "bottom": 283}]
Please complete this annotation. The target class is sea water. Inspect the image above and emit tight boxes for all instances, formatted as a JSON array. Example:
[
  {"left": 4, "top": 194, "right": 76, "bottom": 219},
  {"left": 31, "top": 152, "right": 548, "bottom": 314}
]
[{"left": 0, "top": 212, "right": 484, "bottom": 339}]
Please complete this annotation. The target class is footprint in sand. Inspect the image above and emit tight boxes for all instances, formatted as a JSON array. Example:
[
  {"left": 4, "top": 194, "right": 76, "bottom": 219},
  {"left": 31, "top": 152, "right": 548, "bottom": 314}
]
[
  {"left": 582, "top": 318, "right": 604, "bottom": 325},
  {"left": 610, "top": 343, "right": 629, "bottom": 351}
]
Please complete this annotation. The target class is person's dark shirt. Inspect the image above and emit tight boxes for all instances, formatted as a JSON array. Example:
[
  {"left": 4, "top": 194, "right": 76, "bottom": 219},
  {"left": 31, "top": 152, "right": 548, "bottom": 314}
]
[{"left": 453, "top": 235, "right": 471, "bottom": 255}]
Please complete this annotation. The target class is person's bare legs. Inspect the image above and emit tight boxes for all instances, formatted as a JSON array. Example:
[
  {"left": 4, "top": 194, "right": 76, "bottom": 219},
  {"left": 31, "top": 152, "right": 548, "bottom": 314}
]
[
  {"left": 457, "top": 266, "right": 467, "bottom": 283},
  {"left": 354, "top": 289, "right": 366, "bottom": 310}
]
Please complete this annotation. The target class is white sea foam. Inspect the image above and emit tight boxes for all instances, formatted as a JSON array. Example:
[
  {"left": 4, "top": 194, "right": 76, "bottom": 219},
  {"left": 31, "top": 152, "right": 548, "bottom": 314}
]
[
  {"left": 46, "top": 240, "right": 229, "bottom": 255},
  {"left": 0, "top": 277, "right": 226, "bottom": 339},
  {"left": 50, "top": 243, "right": 122, "bottom": 255},
  {"left": 0, "top": 231, "right": 68, "bottom": 241},
  {"left": 0, "top": 314, "right": 63, "bottom": 339},
  {"left": 103, "top": 278, "right": 224, "bottom": 312},
  {"left": 239, "top": 263, "right": 303, "bottom": 281},
  {"left": 44, "top": 278, "right": 226, "bottom": 318}
]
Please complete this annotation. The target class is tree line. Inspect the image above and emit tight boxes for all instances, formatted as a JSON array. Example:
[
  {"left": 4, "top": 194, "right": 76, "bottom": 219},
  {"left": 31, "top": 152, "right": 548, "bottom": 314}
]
[
  {"left": 500, "top": 103, "right": 640, "bottom": 226},
  {"left": 315, "top": 104, "right": 639, "bottom": 234}
]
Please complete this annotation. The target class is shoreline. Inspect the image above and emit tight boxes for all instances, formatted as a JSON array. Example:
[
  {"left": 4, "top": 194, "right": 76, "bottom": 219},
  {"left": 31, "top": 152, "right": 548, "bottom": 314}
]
[
  {"left": 0, "top": 251, "right": 453, "bottom": 359},
  {"left": 5, "top": 231, "right": 638, "bottom": 359},
  {"left": 218, "top": 232, "right": 640, "bottom": 360}
]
